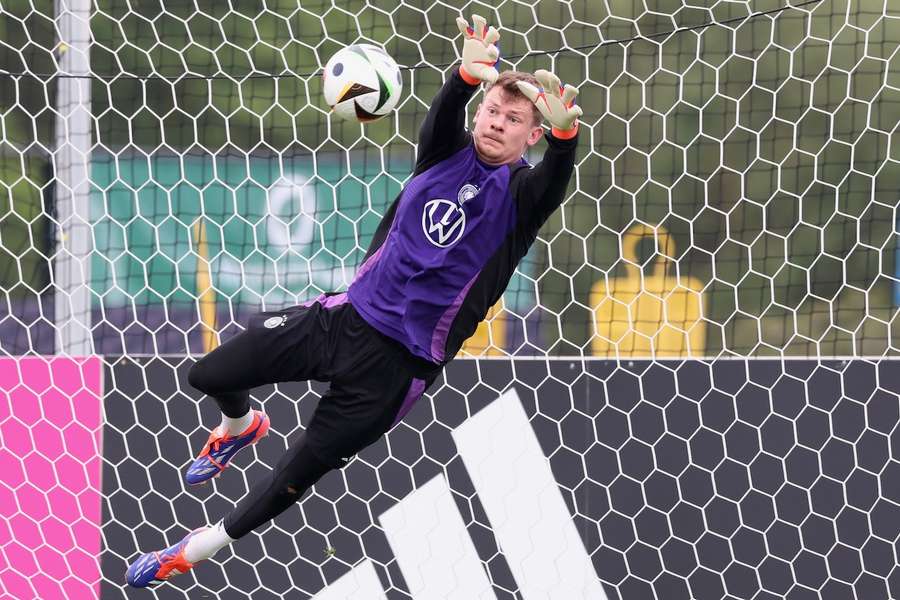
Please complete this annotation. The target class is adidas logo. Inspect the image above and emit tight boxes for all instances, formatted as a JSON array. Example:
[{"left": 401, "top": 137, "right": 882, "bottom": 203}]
[{"left": 311, "top": 388, "right": 608, "bottom": 599}]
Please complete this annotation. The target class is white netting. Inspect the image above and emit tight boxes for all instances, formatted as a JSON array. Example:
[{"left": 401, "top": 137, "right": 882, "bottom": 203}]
[{"left": 1, "top": 0, "right": 899, "bottom": 599}]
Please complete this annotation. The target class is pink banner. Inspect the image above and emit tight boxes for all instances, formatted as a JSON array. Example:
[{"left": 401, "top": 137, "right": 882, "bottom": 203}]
[{"left": 0, "top": 357, "right": 103, "bottom": 600}]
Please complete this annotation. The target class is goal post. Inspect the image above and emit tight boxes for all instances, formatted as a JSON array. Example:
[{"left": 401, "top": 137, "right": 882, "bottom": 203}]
[{"left": 53, "top": 0, "right": 93, "bottom": 356}]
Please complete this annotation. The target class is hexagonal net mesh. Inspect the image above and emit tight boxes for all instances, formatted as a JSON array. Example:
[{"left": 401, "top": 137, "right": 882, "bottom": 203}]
[{"left": 0, "top": 0, "right": 899, "bottom": 599}]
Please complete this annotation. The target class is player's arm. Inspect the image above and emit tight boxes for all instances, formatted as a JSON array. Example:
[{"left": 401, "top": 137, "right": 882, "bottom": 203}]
[
  {"left": 511, "top": 70, "right": 582, "bottom": 223},
  {"left": 415, "top": 14, "right": 500, "bottom": 174}
]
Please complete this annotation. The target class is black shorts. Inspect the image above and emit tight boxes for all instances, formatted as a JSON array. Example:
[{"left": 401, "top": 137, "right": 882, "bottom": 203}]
[{"left": 245, "top": 292, "right": 441, "bottom": 468}]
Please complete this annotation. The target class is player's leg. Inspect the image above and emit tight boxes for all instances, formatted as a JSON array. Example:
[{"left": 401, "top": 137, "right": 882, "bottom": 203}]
[
  {"left": 126, "top": 433, "right": 331, "bottom": 588},
  {"left": 183, "top": 301, "right": 339, "bottom": 484},
  {"left": 127, "top": 430, "right": 334, "bottom": 587},
  {"left": 126, "top": 299, "right": 437, "bottom": 586},
  {"left": 222, "top": 431, "right": 333, "bottom": 540},
  {"left": 188, "top": 330, "right": 266, "bottom": 425},
  {"left": 187, "top": 301, "right": 337, "bottom": 414},
  {"left": 182, "top": 328, "right": 275, "bottom": 484},
  {"left": 162, "top": 313, "right": 437, "bottom": 574},
  {"left": 126, "top": 375, "right": 427, "bottom": 587},
  {"left": 175, "top": 371, "right": 435, "bottom": 568}
]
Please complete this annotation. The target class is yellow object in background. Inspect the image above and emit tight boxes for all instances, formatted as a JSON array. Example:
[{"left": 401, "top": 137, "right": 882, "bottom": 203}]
[
  {"left": 193, "top": 218, "right": 219, "bottom": 353},
  {"left": 461, "top": 301, "right": 507, "bottom": 357},
  {"left": 591, "top": 224, "right": 705, "bottom": 357}
]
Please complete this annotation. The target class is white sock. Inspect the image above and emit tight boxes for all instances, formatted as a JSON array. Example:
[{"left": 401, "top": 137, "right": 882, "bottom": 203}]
[
  {"left": 184, "top": 520, "right": 235, "bottom": 563},
  {"left": 221, "top": 409, "right": 255, "bottom": 436}
]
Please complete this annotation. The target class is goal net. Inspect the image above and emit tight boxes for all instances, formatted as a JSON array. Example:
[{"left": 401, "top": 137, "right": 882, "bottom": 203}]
[{"left": 0, "top": 0, "right": 898, "bottom": 598}]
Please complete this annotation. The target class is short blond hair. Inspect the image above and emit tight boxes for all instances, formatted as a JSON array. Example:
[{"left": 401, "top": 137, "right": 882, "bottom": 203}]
[{"left": 485, "top": 71, "right": 542, "bottom": 127}]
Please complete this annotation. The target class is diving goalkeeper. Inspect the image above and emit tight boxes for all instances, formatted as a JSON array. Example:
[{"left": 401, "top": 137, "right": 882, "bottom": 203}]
[{"left": 126, "top": 13, "right": 581, "bottom": 587}]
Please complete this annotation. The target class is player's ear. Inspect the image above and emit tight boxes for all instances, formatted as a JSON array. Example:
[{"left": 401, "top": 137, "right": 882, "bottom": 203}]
[
  {"left": 526, "top": 125, "right": 543, "bottom": 146},
  {"left": 474, "top": 103, "right": 482, "bottom": 123}
]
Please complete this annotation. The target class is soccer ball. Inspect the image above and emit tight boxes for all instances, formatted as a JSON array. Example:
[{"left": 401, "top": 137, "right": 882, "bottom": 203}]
[{"left": 322, "top": 44, "right": 403, "bottom": 123}]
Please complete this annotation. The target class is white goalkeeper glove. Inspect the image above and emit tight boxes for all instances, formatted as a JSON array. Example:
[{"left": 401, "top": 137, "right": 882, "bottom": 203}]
[
  {"left": 516, "top": 69, "right": 583, "bottom": 136},
  {"left": 455, "top": 14, "right": 500, "bottom": 85}
]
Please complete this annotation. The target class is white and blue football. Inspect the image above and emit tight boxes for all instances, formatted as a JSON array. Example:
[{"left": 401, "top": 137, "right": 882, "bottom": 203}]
[{"left": 322, "top": 44, "right": 403, "bottom": 122}]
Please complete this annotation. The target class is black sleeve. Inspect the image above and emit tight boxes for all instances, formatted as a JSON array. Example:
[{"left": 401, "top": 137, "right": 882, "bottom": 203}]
[
  {"left": 414, "top": 68, "right": 479, "bottom": 175},
  {"left": 510, "top": 130, "right": 580, "bottom": 230}
]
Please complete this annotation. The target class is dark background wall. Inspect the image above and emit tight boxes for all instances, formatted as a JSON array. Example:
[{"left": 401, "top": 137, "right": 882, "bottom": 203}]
[{"left": 100, "top": 357, "right": 900, "bottom": 599}]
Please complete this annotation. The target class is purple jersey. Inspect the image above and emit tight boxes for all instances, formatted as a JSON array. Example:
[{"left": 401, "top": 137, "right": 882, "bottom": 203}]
[
  {"left": 348, "top": 70, "right": 578, "bottom": 365},
  {"left": 349, "top": 145, "right": 519, "bottom": 362}
]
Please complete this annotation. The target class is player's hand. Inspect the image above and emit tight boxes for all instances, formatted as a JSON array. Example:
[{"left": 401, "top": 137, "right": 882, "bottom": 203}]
[
  {"left": 456, "top": 14, "right": 500, "bottom": 85},
  {"left": 516, "top": 69, "right": 583, "bottom": 135}
]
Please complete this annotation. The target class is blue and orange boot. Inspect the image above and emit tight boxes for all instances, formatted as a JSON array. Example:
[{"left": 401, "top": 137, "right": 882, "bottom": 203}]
[
  {"left": 125, "top": 527, "right": 206, "bottom": 588},
  {"left": 185, "top": 409, "right": 270, "bottom": 485}
]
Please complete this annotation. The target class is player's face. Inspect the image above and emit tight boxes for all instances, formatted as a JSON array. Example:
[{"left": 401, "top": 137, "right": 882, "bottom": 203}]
[{"left": 473, "top": 88, "right": 544, "bottom": 166}]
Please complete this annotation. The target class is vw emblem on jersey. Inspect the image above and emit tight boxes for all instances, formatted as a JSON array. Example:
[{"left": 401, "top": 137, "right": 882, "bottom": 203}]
[
  {"left": 422, "top": 198, "right": 466, "bottom": 248},
  {"left": 263, "top": 315, "right": 287, "bottom": 329}
]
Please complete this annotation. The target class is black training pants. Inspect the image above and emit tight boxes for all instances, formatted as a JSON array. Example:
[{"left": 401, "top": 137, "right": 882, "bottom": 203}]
[{"left": 187, "top": 293, "right": 439, "bottom": 539}]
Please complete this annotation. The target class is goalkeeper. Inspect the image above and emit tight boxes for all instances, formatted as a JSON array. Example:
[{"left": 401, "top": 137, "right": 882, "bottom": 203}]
[{"left": 126, "top": 13, "right": 581, "bottom": 587}]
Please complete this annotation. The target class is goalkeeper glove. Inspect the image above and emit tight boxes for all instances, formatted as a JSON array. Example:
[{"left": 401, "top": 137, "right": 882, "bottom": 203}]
[
  {"left": 516, "top": 69, "right": 583, "bottom": 138},
  {"left": 456, "top": 14, "right": 500, "bottom": 85}
]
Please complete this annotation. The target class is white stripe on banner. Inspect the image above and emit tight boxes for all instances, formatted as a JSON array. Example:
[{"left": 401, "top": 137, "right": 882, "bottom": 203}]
[
  {"left": 452, "top": 388, "right": 608, "bottom": 600},
  {"left": 380, "top": 475, "right": 497, "bottom": 600},
  {"left": 311, "top": 559, "right": 387, "bottom": 600}
]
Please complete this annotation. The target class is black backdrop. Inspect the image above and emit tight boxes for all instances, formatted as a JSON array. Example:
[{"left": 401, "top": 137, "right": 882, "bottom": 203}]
[{"left": 100, "top": 358, "right": 900, "bottom": 600}]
